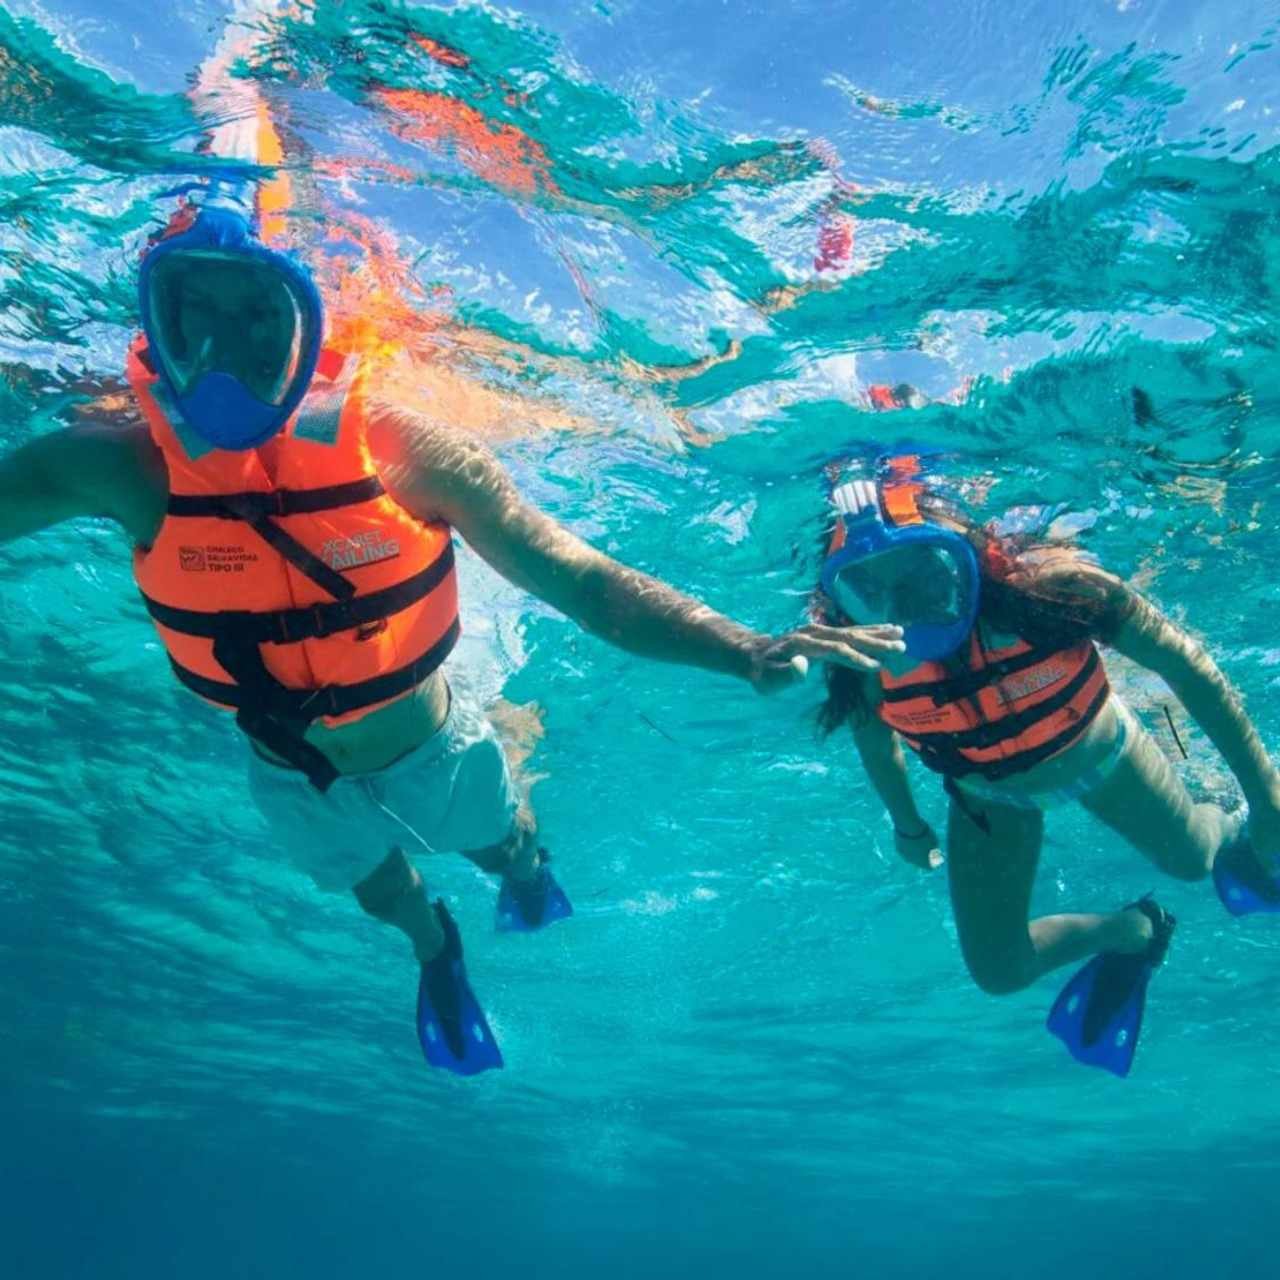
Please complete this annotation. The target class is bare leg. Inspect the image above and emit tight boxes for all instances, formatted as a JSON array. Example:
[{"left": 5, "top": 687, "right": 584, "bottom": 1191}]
[
  {"left": 1081, "top": 721, "right": 1236, "bottom": 879},
  {"left": 947, "top": 791, "right": 1152, "bottom": 995},
  {"left": 352, "top": 845, "right": 446, "bottom": 962}
]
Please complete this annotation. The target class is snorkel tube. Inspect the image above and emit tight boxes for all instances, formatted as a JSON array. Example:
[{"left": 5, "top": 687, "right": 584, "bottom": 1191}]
[{"left": 140, "top": 14, "right": 323, "bottom": 451}]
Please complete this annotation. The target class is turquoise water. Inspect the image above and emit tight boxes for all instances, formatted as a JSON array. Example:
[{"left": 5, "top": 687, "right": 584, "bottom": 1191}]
[{"left": 3, "top": 1, "right": 1280, "bottom": 1276}]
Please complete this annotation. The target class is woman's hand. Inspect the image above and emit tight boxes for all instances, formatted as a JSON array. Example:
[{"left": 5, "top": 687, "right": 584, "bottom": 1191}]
[
  {"left": 746, "top": 623, "right": 905, "bottom": 695},
  {"left": 893, "top": 821, "right": 944, "bottom": 871}
]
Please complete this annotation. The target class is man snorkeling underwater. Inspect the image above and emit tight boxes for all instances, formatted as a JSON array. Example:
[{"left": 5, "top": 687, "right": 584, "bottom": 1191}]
[
  {"left": 0, "top": 183, "right": 904, "bottom": 1076},
  {"left": 815, "top": 450, "right": 1280, "bottom": 1076}
]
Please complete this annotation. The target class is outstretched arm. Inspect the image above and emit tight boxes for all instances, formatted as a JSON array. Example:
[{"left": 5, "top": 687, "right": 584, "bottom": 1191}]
[
  {"left": 0, "top": 427, "right": 118, "bottom": 544},
  {"left": 0, "top": 423, "right": 162, "bottom": 547},
  {"left": 1107, "top": 585, "right": 1280, "bottom": 806},
  {"left": 369, "top": 408, "right": 904, "bottom": 692}
]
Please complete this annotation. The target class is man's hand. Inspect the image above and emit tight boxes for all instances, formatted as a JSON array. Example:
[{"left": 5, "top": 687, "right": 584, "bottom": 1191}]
[
  {"left": 745, "top": 623, "right": 905, "bottom": 695},
  {"left": 893, "top": 821, "right": 943, "bottom": 870}
]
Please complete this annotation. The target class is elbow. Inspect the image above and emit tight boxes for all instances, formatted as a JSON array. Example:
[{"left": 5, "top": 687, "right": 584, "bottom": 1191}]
[
  {"left": 1152, "top": 649, "right": 1218, "bottom": 704},
  {"left": 1121, "top": 635, "right": 1205, "bottom": 697}
]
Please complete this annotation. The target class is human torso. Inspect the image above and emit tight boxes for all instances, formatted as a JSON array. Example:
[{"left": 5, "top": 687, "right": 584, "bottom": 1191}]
[
  {"left": 873, "top": 623, "right": 1113, "bottom": 788},
  {"left": 122, "top": 345, "right": 456, "bottom": 777},
  {"left": 258, "top": 672, "right": 449, "bottom": 774}
]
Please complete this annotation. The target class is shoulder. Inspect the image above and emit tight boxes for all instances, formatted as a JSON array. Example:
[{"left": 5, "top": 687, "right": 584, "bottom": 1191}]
[
  {"left": 25, "top": 414, "right": 153, "bottom": 482},
  {"left": 63, "top": 417, "right": 166, "bottom": 543},
  {"left": 365, "top": 398, "right": 515, "bottom": 525},
  {"left": 823, "top": 662, "right": 884, "bottom": 738},
  {"left": 864, "top": 667, "right": 887, "bottom": 704},
  {"left": 365, "top": 398, "right": 490, "bottom": 471},
  {"left": 68, "top": 418, "right": 162, "bottom": 484},
  {"left": 1001, "top": 548, "right": 1133, "bottom": 638},
  {"left": 1021, "top": 553, "right": 1124, "bottom": 599}
]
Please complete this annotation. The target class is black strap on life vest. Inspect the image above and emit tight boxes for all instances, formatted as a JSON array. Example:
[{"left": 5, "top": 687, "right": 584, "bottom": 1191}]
[
  {"left": 174, "top": 619, "right": 461, "bottom": 720},
  {"left": 140, "top": 547, "right": 454, "bottom": 646},
  {"left": 222, "top": 493, "right": 357, "bottom": 603},
  {"left": 167, "top": 476, "right": 384, "bottom": 521},
  {"left": 216, "top": 633, "right": 342, "bottom": 792},
  {"left": 943, "top": 776, "right": 992, "bottom": 834},
  {"left": 899, "top": 647, "right": 1103, "bottom": 754},
  {"left": 150, "top": 480, "right": 456, "bottom": 792},
  {"left": 906, "top": 679, "right": 1110, "bottom": 782},
  {"left": 879, "top": 641, "right": 1059, "bottom": 707},
  {"left": 204, "top": 617, "right": 460, "bottom": 792}
]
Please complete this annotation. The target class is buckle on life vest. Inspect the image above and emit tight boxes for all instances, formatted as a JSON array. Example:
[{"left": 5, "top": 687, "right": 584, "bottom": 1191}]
[
  {"left": 966, "top": 722, "right": 1004, "bottom": 750},
  {"left": 277, "top": 602, "right": 339, "bottom": 644},
  {"left": 307, "top": 602, "right": 337, "bottom": 640}
]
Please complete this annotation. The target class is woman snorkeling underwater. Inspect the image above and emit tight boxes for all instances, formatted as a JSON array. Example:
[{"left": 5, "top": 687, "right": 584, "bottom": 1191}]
[{"left": 816, "top": 452, "right": 1280, "bottom": 1075}]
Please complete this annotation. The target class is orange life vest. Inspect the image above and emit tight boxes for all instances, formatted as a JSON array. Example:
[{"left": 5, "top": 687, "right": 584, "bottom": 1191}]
[
  {"left": 877, "top": 625, "right": 1110, "bottom": 780},
  {"left": 128, "top": 335, "right": 460, "bottom": 790}
]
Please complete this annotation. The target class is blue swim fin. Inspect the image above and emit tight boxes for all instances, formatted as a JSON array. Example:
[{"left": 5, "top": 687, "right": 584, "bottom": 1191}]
[
  {"left": 1213, "top": 831, "right": 1280, "bottom": 916},
  {"left": 1046, "top": 897, "right": 1176, "bottom": 1078},
  {"left": 417, "top": 900, "right": 503, "bottom": 1076},
  {"left": 496, "top": 849, "right": 574, "bottom": 933}
]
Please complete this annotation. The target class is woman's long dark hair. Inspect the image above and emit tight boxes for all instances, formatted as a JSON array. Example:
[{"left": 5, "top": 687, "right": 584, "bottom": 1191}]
[{"left": 816, "top": 494, "right": 1127, "bottom": 735}]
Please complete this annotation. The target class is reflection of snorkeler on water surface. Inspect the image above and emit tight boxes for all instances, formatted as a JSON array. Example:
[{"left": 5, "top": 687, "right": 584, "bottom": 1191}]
[
  {"left": 367, "top": 27, "right": 843, "bottom": 219},
  {"left": 813, "top": 451, "right": 1280, "bottom": 1075},
  {"left": 319, "top": 24, "right": 865, "bottom": 393}
]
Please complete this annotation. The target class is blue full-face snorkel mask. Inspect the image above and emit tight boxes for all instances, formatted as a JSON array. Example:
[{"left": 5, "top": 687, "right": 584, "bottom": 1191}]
[
  {"left": 820, "top": 458, "right": 980, "bottom": 663},
  {"left": 138, "top": 191, "right": 324, "bottom": 451}
]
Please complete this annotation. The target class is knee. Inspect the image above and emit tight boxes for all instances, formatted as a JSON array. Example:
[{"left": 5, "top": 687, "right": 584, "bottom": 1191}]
[
  {"left": 1162, "top": 856, "right": 1210, "bottom": 884},
  {"left": 1160, "top": 811, "right": 1222, "bottom": 882},
  {"left": 970, "top": 970, "right": 1032, "bottom": 997},
  {"left": 965, "top": 951, "right": 1038, "bottom": 997},
  {"left": 1161, "top": 804, "right": 1236, "bottom": 882},
  {"left": 353, "top": 846, "right": 422, "bottom": 922}
]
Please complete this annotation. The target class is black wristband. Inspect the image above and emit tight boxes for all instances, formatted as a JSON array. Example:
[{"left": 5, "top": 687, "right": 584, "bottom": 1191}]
[{"left": 893, "top": 821, "right": 931, "bottom": 841}]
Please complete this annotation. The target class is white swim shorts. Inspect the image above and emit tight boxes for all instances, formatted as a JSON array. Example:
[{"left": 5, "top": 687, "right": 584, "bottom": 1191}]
[{"left": 249, "top": 677, "right": 518, "bottom": 891}]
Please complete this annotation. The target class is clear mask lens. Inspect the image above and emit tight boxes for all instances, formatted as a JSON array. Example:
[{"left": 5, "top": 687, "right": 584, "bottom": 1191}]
[
  {"left": 146, "top": 250, "right": 306, "bottom": 406},
  {"left": 831, "top": 543, "right": 972, "bottom": 628}
]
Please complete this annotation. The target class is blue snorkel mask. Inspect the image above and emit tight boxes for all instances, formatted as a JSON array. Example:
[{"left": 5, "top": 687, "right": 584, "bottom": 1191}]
[
  {"left": 820, "top": 457, "right": 980, "bottom": 662},
  {"left": 138, "top": 188, "right": 324, "bottom": 451}
]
